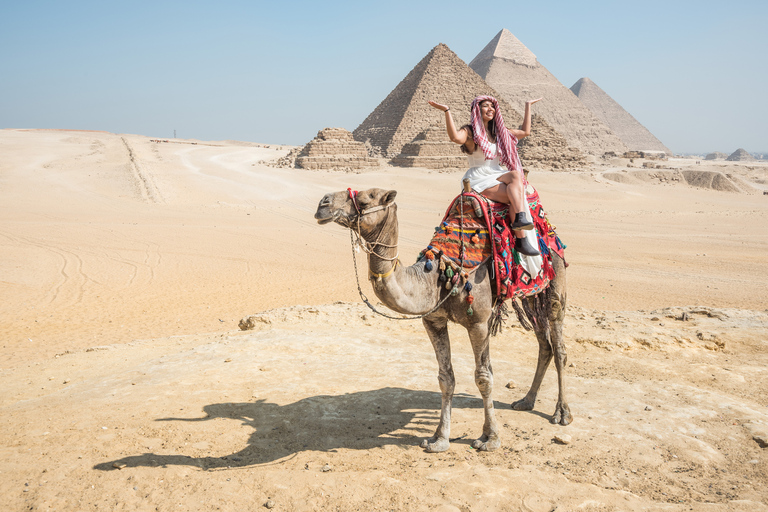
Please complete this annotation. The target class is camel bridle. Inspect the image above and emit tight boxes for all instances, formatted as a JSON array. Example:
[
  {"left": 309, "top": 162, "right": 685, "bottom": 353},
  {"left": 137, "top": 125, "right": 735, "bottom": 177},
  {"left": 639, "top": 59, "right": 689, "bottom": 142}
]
[
  {"left": 345, "top": 187, "right": 475, "bottom": 321},
  {"left": 346, "top": 188, "right": 399, "bottom": 263}
]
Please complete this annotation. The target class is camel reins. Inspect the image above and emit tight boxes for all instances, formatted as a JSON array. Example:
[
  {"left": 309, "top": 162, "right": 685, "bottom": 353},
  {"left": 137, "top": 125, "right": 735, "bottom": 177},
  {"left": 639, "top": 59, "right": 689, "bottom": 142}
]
[{"left": 346, "top": 188, "right": 475, "bottom": 321}]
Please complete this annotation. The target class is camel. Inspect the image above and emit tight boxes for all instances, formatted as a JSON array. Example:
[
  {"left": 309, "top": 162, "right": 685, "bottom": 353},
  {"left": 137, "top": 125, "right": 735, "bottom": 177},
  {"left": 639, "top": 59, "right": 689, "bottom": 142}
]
[{"left": 314, "top": 187, "right": 570, "bottom": 452}]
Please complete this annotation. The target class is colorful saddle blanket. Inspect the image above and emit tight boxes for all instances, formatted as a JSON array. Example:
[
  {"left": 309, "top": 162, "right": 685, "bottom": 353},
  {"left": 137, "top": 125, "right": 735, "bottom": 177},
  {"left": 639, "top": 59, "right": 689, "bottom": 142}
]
[{"left": 421, "top": 185, "right": 566, "bottom": 300}]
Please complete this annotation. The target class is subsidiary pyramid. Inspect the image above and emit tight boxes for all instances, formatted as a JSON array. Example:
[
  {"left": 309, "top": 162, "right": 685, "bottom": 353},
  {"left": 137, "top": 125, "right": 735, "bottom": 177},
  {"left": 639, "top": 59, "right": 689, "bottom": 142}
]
[
  {"left": 570, "top": 77, "right": 671, "bottom": 154},
  {"left": 726, "top": 148, "right": 755, "bottom": 161},
  {"left": 354, "top": 43, "right": 584, "bottom": 169},
  {"left": 470, "top": 29, "right": 628, "bottom": 156},
  {"left": 295, "top": 128, "right": 379, "bottom": 170}
]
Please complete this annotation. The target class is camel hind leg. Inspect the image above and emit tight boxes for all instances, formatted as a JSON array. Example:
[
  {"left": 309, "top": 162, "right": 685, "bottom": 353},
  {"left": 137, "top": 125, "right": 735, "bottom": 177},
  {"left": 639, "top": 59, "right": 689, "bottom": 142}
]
[
  {"left": 512, "top": 253, "right": 572, "bottom": 425},
  {"left": 420, "top": 315, "right": 454, "bottom": 452},
  {"left": 511, "top": 313, "right": 553, "bottom": 412}
]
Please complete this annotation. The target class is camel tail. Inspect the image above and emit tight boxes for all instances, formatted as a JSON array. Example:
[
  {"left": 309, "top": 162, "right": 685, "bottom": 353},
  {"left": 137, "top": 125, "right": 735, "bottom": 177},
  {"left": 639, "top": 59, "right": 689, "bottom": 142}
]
[
  {"left": 511, "top": 299, "right": 533, "bottom": 331},
  {"left": 491, "top": 286, "right": 555, "bottom": 336}
]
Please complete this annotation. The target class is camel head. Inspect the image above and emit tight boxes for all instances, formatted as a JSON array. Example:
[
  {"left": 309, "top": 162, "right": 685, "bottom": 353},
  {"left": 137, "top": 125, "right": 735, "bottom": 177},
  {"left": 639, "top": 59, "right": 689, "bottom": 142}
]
[{"left": 315, "top": 188, "right": 397, "bottom": 237}]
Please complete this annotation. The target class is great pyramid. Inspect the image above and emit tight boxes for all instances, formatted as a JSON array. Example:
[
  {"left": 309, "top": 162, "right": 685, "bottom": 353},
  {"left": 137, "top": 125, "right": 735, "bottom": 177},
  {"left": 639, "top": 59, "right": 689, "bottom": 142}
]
[
  {"left": 469, "top": 29, "right": 628, "bottom": 156},
  {"left": 570, "top": 77, "right": 671, "bottom": 154},
  {"left": 353, "top": 43, "right": 585, "bottom": 169}
]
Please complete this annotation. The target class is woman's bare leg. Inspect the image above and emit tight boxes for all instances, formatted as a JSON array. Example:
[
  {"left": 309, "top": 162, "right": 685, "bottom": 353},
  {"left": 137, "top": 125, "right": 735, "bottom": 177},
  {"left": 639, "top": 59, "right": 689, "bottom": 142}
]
[
  {"left": 480, "top": 183, "right": 508, "bottom": 204},
  {"left": 480, "top": 175, "right": 539, "bottom": 256},
  {"left": 483, "top": 174, "right": 530, "bottom": 238},
  {"left": 496, "top": 171, "right": 526, "bottom": 215}
]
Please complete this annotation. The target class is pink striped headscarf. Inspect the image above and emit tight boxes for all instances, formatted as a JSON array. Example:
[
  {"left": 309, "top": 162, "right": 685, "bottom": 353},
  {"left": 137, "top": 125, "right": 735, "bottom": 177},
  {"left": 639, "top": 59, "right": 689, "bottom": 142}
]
[{"left": 470, "top": 95, "right": 522, "bottom": 173}]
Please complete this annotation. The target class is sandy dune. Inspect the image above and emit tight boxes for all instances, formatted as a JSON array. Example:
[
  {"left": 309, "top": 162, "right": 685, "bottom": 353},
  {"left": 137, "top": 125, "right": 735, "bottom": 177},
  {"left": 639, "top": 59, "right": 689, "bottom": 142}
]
[{"left": 1, "top": 129, "right": 767, "bottom": 511}]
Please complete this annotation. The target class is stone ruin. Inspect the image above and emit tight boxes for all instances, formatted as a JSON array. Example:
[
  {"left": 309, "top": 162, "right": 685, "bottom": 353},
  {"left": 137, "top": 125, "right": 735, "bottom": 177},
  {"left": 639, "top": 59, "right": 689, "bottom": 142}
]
[
  {"left": 294, "top": 128, "right": 379, "bottom": 171},
  {"left": 623, "top": 150, "right": 667, "bottom": 160},
  {"left": 705, "top": 152, "right": 728, "bottom": 160}
]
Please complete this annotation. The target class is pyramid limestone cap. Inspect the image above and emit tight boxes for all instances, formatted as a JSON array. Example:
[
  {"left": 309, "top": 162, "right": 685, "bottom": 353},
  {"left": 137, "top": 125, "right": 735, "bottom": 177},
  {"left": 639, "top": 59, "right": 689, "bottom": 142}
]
[
  {"left": 470, "top": 28, "right": 538, "bottom": 69},
  {"left": 570, "top": 77, "right": 594, "bottom": 95}
]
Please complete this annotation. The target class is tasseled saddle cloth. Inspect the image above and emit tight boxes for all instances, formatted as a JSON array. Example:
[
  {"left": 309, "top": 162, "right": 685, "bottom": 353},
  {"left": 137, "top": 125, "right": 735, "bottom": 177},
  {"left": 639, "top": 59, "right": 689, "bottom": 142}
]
[{"left": 419, "top": 185, "right": 566, "bottom": 300}]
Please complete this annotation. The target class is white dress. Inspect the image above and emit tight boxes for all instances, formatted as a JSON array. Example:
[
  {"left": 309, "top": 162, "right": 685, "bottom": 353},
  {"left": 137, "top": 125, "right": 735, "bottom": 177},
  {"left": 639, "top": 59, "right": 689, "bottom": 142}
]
[
  {"left": 462, "top": 143, "right": 508, "bottom": 193},
  {"left": 461, "top": 143, "right": 544, "bottom": 275}
]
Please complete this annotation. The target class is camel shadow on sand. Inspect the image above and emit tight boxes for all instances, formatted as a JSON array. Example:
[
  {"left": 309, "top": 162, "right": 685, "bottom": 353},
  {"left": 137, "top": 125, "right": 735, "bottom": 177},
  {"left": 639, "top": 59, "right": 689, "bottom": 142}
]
[{"left": 94, "top": 387, "right": 527, "bottom": 471}]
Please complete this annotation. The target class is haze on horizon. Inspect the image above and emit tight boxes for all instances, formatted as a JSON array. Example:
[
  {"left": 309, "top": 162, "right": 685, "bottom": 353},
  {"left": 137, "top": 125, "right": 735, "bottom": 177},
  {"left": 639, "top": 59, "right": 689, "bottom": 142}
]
[{"left": 1, "top": 0, "right": 766, "bottom": 155}]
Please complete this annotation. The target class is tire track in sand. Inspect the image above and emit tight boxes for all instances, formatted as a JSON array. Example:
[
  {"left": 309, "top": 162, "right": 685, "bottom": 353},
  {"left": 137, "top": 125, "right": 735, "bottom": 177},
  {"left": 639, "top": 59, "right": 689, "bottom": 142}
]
[
  {"left": 121, "top": 137, "right": 164, "bottom": 204},
  {"left": 0, "top": 230, "right": 97, "bottom": 308}
]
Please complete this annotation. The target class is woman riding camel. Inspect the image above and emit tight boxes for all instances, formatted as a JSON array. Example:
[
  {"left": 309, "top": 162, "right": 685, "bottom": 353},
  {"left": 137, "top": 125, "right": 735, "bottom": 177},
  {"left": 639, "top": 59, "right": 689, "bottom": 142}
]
[{"left": 428, "top": 95, "right": 542, "bottom": 256}]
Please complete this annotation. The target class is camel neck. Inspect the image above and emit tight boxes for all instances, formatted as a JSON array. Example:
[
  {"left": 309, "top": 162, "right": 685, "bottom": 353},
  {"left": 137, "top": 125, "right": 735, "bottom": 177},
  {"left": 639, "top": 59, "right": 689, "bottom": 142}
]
[
  {"left": 365, "top": 207, "right": 399, "bottom": 278},
  {"left": 357, "top": 204, "right": 444, "bottom": 316}
]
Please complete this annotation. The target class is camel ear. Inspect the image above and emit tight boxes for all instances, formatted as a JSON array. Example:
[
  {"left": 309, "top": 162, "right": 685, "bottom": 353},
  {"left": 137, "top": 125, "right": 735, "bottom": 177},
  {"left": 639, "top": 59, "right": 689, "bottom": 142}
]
[{"left": 382, "top": 190, "right": 397, "bottom": 205}]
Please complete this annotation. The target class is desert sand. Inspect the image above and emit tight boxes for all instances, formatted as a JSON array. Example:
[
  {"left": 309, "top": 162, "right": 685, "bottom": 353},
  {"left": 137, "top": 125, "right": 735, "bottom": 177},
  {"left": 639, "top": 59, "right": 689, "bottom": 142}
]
[{"left": 1, "top": 128, "right": 767, "bottom": 511}]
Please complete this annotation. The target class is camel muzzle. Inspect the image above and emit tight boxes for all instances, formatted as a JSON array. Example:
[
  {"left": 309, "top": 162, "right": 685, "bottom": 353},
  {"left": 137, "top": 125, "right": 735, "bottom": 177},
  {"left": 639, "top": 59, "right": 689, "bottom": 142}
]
[{"left": 314, "top": 194, "right": 335, "bottom": 224}]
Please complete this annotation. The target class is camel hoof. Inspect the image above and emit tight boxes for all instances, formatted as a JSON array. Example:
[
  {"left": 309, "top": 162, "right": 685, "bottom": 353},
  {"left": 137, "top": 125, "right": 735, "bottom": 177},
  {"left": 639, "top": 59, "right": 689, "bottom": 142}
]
[
  {"left": 511, "top": 397, "right": 535, "bottom": 411},
  {"left": 471, "top": 435, "right": 500, "bottom": 452},
  {"left": 551, "top": 403, "right": 573, "bottom": 426},
  {"left": 420, "top": 437, "right": 449, "bottom": 453}
]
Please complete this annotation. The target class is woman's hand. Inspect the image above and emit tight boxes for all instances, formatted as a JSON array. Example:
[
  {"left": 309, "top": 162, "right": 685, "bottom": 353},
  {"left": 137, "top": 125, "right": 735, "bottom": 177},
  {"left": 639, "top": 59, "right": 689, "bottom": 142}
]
[
  {"left": 513, "top": 98, "right": 543, "bottom": 139},
  {"left": 430, "top": 100, "right": 466, "bottom": 144},
  {"left": 428, "top": 100, "right": 450, "bottom": 112}
]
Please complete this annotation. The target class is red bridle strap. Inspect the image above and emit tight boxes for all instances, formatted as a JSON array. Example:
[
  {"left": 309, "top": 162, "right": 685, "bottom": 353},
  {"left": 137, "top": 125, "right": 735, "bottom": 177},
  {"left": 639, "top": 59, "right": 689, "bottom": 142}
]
[{"left": 347, "top": 188, "right": 361, "bottom": 214}]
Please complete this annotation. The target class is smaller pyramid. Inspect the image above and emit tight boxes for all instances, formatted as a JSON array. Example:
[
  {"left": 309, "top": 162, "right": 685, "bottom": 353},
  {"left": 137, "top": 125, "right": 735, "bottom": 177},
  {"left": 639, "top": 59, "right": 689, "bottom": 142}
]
[
  {"left": 705, "top": 152, "right": 727, "bottom": 160},
  {"left": 726, "top": 148, "right": 755, "bottom": 161},
  {"left": 570, "top": 77, "right": 671, "bottom": 154},
  {"left": 295, "top": 128, "right": 379, "bottom": 170}
]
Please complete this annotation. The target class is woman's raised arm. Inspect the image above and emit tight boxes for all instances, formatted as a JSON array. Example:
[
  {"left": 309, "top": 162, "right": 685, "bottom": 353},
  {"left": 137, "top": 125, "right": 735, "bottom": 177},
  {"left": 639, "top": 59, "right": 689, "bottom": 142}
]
[
  {"left": 428, "top": 100, "right": 469, "bottom": 145},
  {"left": 509, "top": 98, "right": 542, "bottom": 140}
]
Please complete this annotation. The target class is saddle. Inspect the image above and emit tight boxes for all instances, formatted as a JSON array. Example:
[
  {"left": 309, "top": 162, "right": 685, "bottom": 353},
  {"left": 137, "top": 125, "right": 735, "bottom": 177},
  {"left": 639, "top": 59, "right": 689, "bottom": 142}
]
[{"left": 419, "top": 185, "right": 566, "bottom": 300}]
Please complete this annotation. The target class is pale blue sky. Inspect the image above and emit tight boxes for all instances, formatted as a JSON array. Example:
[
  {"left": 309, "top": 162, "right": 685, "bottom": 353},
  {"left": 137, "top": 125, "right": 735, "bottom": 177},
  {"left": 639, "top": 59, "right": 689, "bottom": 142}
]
[{"left": 1, "top": 0, "right": 766, "bottom": 154}]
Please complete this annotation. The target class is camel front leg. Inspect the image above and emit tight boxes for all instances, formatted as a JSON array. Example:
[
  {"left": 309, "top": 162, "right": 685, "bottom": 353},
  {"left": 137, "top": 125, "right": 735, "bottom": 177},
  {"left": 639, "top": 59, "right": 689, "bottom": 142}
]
[
  {"left": 549, "top": 292, "right": 572, "bottom": 425},
  {"left": 467, "top": 323, "right": 500, "bottom": 451},
  {"left": 421, "top": 316, "right": 454, "bottom": 453}
]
